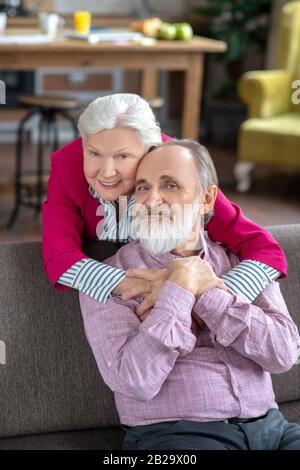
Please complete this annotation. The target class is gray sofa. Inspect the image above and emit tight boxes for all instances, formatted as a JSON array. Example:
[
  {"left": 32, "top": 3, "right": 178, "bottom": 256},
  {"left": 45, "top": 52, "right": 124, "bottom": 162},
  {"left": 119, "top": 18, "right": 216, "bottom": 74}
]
[{"left": 0, "top": 225, "right": 300, "bottom": 450}]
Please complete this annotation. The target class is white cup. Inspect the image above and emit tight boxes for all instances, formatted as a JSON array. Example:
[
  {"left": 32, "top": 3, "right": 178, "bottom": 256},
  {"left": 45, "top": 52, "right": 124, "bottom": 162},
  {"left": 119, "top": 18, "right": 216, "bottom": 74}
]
[
  {"left": 38, "top": 12, "right": 65, "bottom": 36},
  {"left": 0, "top": 13, "right": 7, "bottom": 35}
]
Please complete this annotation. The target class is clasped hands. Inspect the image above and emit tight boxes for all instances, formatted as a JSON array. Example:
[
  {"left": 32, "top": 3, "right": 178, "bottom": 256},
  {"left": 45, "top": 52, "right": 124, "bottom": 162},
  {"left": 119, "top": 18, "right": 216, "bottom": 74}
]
[{"left": 113, "top": 257, "right": 227, "bottom": 324}]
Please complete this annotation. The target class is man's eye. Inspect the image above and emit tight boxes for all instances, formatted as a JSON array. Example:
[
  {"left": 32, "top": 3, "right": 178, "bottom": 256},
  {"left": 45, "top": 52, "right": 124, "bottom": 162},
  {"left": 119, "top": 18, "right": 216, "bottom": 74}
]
[
  {"left": 164, "top": 183, "right": 178, "bottom": 190},
  {"left": 118, "top": 154, "right": 129, "bottom": 160},
  {"left": 136, "top": 186, "right": 148, "bottom": 192}
]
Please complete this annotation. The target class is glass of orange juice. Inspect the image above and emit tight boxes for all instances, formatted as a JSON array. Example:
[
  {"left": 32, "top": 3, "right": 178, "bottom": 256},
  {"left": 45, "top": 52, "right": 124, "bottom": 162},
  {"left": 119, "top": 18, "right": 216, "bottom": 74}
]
[{"left": 74, "top": 11, "right": 92, "bottom": 35}]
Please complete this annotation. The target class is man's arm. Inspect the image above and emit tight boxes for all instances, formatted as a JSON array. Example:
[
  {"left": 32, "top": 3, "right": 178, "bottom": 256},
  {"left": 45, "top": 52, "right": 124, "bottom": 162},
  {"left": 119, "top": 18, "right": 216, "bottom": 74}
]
[
  {"left": 192, "top": 282, "right": 300, "bottom": 374},
  {"left": 79, "top": 281, "right": 196, "bottom": 402}
]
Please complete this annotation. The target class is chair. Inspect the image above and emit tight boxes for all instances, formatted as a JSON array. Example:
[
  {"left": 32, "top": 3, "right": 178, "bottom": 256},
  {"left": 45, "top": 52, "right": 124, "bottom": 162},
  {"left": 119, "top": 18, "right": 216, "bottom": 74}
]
[
  {"left": 7, "top": 95, "right": 81, "bottom": 228},
  {"left": 235, "top": 1, "right": 300, "bottom": 192}
]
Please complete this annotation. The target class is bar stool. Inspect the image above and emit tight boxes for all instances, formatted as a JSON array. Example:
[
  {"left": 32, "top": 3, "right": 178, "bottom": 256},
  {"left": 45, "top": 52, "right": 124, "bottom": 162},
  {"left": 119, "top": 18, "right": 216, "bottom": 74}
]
[
  {"left": 7, "top": 95, "right": 81, "bottom": 228},
  {"left": 147, "top": 96, "right": 164, "bottom": 118}
]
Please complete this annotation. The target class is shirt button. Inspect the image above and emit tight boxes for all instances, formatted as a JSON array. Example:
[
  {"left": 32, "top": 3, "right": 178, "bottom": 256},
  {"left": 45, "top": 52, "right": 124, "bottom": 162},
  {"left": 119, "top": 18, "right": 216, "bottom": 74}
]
[{"left": 107, "top": 361, "right": 112, "bottom": 367}]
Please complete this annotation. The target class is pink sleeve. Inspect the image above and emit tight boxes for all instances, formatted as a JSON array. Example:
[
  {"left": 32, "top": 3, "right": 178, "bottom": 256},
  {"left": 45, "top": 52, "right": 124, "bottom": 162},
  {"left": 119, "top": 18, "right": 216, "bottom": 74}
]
[
  {"left": 193, "top": 283, "right": 300, "bottom": 373},
  {"left": 161, "top": 132, "right": 173, "bottom": 142},
  {"left": 206, "top": 189, "right": 287, "bottom": 278},
  {"left": 42, "top": 153, "right": 89, "bottom": 290}
]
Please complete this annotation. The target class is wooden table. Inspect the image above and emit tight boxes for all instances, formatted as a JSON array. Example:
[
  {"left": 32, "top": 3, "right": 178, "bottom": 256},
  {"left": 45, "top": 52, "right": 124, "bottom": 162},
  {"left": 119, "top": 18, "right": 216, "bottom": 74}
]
[{"left": 0, "top": 31, "right": 226, "bottom": 139}]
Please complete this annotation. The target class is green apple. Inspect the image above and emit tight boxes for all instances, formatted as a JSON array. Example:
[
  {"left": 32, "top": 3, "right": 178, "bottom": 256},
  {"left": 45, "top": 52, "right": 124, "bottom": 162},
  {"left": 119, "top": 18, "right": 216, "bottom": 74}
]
[
  {"left": 175, "top": 23, "right": 193, "bottom": 40},
  {"left": 157, "top": 22, "right": 177, "bottom": 40}
]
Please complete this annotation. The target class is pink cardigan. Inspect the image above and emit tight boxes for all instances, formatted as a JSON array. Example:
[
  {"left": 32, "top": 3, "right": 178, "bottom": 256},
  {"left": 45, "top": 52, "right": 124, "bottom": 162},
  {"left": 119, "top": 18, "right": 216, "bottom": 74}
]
[{"left": 42, "top": 136, "right": 287, "bottom": 291}]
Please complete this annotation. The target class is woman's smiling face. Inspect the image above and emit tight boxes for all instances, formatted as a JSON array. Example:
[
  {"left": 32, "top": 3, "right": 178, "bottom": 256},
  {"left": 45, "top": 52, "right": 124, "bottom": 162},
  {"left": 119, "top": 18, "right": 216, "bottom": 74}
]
[{"left": 83, "top": 127, "right": 146, "bottom": 201}]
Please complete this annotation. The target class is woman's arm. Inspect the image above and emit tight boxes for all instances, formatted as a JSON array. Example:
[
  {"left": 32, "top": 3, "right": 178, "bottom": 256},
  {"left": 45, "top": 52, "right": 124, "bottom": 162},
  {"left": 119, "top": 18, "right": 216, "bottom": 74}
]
[
  {"left": 205, "top": 189, "right": 287, "bottom": 301},
  {"left": 206, "top": 189, "right": 287, "bottom": 276},
  {"left": 42, "top": 152, "right": 89, "bottom": 289},
  {"left": 58, "top": 258, "right": 126, "bottom": 303}
]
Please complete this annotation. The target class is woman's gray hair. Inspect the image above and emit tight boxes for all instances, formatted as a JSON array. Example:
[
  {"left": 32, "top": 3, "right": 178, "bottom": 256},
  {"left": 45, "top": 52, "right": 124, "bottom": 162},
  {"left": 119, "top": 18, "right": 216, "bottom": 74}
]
[
  {"left": 154, "top": 139, "right": 218, "bottom": 224},
  {"left": 78, "top": 93, "right": 162, "bottom": 151}
]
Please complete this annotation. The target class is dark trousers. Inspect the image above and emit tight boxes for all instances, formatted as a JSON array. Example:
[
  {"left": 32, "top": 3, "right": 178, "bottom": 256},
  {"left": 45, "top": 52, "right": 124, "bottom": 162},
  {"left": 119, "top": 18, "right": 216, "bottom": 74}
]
[{"left": 122, "top": 409, "right": 300, "bottom": 450}]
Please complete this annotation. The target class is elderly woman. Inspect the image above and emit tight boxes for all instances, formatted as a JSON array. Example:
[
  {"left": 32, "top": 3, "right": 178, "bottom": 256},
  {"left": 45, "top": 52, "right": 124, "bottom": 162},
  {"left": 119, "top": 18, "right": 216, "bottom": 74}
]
[{"left": 42, "top": 93, "right": 286, "bottom": 314}]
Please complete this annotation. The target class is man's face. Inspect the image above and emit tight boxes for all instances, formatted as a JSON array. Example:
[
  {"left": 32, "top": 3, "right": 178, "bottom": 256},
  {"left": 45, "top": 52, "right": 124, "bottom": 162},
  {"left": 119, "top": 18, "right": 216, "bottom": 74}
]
[
  {"left": 133, "top": 145, "right": 204, "bottom": 254},
  {"left": 83, "top": 127, "right": 145, "bottom": 201}
]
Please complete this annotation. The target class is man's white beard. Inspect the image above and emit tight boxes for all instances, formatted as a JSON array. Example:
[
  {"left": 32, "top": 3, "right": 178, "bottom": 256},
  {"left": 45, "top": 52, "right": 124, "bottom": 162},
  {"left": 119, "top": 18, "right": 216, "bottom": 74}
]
[{"left": 133, "top": 201, "right": 202, "bottom": 255}]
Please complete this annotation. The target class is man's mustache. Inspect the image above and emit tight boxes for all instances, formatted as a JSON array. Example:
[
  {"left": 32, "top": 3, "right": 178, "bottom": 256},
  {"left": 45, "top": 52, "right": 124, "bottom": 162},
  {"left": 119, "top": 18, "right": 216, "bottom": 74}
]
[{"left": 134, "top": 204, "right": 172, "bottom": 218}]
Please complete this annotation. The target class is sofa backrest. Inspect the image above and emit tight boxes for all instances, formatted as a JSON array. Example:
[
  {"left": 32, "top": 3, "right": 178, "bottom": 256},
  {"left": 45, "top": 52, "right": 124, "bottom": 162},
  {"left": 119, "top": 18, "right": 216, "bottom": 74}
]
[{"left": 0, "top": 226, "right": 300, "bottom": 438}]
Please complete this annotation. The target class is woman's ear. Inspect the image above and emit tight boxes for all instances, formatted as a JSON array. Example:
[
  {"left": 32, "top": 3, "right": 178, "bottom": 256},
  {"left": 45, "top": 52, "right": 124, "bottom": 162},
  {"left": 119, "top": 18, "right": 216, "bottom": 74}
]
[{"left": 203, "top": 185, "right": 218, "bottom": 214}]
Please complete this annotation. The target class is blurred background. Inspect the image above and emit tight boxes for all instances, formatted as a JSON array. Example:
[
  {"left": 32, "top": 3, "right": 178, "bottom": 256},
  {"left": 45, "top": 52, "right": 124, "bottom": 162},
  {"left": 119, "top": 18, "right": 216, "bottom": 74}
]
[{"left": 0, "top": 0, "right": 299, "bottom": 243}]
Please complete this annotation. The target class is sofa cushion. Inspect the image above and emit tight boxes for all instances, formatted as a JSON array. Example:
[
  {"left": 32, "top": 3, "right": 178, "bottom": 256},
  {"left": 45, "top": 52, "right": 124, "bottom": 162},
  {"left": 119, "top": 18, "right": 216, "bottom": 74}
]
[
  {"left": 239, "top": 113, "right": 300, "bottom": 168},
  {"left": 267, "top": 225, "right": 300, "bottom": 404},
  {"left": 0, "top": 241, "right": 121, "bottom": 438},
  {"left": 0, "top": 427, "right": 124, "bottom": 450}
]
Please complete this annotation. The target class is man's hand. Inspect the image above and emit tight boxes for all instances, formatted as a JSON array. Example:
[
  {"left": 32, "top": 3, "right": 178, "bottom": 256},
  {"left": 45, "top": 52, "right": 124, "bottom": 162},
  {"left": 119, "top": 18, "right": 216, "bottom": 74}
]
[
  {"left": 168, "top": 256, "right": 226, "bottom": 297},
  {"left": 117, "top": 259, "right": 226, "bottom": 323},
  {"left": 119, "top": 268, "right": 169, "bottom": 317}
]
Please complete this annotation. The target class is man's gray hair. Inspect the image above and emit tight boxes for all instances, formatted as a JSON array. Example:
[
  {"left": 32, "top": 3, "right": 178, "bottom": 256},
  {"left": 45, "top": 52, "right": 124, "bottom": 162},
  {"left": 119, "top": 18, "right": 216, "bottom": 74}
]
[
  {"left": 78, "top": 93, "right": 162, "bottom": 151},
  {"left": 158, "top": 138, "right": 218, "bottom": 190},
  {"left": 153, "top": 139, "right": 219, "bottom": 224}
]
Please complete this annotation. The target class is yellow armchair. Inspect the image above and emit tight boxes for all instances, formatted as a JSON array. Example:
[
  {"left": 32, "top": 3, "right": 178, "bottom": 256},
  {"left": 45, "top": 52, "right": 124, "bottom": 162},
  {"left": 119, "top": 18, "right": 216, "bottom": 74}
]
[{"left": 236, "top": 1, "right": 300, "bottom": 191}]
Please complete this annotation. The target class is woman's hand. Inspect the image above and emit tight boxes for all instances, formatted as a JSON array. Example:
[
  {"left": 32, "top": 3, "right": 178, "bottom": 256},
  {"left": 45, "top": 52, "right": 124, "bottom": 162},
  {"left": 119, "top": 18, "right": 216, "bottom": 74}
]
[
  {"left": 112, "top": 275, "right": 151, "bottom": 299},
  {"left": 124, "top": 268, "right": 169, "bottom": 319}
]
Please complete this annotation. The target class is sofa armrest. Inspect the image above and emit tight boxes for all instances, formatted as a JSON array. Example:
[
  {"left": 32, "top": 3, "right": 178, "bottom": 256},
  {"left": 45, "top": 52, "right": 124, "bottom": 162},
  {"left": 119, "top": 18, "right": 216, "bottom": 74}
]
[{"left": 238, "top": 70, "right": 292, "bottom": 118}]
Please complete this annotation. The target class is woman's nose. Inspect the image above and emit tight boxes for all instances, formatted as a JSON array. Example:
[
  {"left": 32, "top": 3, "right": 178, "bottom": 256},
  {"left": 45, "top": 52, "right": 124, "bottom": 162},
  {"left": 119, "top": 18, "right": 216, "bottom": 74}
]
[{"left": 102, "top": 160, "right": 118, "bottom": 179}]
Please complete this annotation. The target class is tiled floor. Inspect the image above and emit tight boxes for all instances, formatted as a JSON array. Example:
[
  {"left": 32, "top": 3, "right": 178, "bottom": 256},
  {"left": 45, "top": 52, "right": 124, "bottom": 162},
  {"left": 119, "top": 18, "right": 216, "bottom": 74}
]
[{"left": 0, "top": 141, "right": 299, "bottom": 244}]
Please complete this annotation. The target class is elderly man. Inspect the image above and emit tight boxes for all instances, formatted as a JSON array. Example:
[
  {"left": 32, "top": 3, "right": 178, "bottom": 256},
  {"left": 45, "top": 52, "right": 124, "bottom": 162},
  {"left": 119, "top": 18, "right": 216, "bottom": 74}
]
[{"left": 79, "top": 139, "right": 300, "bottom": 450}]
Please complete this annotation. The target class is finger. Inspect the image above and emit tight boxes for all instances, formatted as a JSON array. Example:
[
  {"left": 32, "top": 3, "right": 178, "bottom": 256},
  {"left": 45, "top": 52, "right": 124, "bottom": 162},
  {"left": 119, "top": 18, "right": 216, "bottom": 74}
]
[
  {"left": 126, "top": 268, "right": 156, "bottom": 280},
  {"left": 140, "top": 308, "right": 152, "bottom": 322},
  {"left": 217, "top": 279, "right": 228, "bottom": 291},
  {"left": 121, "top": 281, "right": 150, "bottom": 300},
  {"left": 136, "top": 295, "right": 155, "bottom": 316}
]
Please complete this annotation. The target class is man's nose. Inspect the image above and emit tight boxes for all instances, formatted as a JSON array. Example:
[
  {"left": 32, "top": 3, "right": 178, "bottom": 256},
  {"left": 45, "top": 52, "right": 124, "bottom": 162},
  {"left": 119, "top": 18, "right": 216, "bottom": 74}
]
[{"left": 144, "top": 188, "right": 164, "bottom": 206}]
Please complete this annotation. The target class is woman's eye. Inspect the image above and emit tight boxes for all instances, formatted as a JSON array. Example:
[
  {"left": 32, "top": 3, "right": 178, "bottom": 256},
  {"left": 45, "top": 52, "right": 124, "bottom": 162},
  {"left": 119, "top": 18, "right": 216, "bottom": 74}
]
[{"left": 88, "top": 151, "right": 99, "bottom": 157}]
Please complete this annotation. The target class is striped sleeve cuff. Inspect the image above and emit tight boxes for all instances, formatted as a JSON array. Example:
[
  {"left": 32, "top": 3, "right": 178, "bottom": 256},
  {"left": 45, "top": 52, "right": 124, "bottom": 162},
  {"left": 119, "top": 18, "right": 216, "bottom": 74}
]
[
  {"left": 58, "top": 258, "right": 126, "bottom": 303},
  {"left": 221, "top": 260, "right": 280, "bottom": 302}
]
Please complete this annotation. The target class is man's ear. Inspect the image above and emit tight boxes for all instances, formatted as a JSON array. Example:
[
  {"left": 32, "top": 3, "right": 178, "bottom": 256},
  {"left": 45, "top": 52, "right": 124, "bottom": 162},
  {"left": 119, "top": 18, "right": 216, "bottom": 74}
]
[{"left": 203, "top": 186, "right": 218, "bottom": 214}]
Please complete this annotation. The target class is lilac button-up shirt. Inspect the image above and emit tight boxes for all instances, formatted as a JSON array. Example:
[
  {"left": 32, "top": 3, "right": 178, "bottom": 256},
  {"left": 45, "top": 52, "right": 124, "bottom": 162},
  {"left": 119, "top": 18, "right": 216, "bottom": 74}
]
[{"left": 79, "top": 236, "right": 300, "bottom": 427}]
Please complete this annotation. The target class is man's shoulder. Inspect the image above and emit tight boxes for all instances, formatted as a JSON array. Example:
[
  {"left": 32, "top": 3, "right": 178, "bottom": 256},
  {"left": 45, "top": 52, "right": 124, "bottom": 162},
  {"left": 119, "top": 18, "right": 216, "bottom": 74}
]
[
  {"left": 104, "top": 240, "right": 150, "bottom": 270},
  {"left": 205, "top": 234, "right": 239, "bottom": 276}
]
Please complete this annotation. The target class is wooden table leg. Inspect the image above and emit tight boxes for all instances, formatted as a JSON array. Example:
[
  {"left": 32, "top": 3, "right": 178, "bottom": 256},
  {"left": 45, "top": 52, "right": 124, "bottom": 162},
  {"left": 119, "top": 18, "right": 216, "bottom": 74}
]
[
  {"left": 141, "top": 68, "right": 159, "bottom": 101},
  {"left": 182, "top": 54, "right": 204, "bottom": 140}
]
